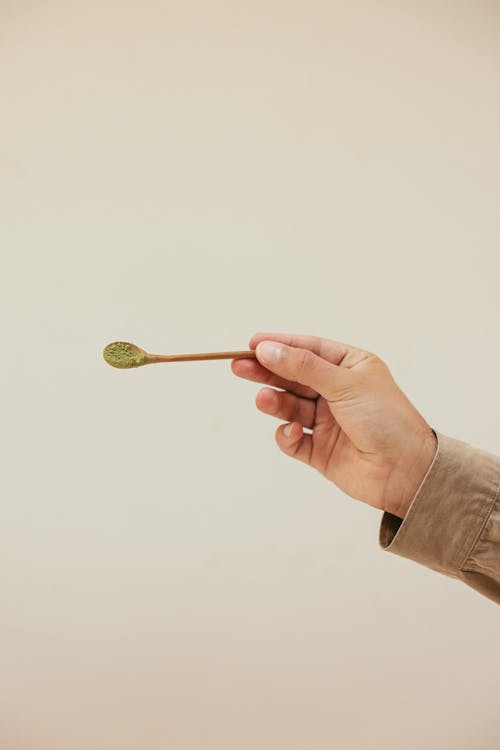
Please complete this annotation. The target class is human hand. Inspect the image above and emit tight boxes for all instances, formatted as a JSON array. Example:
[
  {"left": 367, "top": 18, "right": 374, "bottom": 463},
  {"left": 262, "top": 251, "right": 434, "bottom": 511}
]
[{"left": 231, "top": 332, "right": 437, "bottom": 519}]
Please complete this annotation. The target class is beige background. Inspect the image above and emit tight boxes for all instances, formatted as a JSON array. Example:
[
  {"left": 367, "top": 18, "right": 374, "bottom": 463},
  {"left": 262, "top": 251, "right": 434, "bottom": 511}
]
[{"left": 1, "top": 1, "right": 500, "bottom": 748}]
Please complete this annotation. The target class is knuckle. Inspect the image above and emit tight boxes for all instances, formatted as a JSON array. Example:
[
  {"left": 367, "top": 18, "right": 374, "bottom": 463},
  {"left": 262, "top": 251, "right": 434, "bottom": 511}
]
[
  {"left": 295, "top": 348, "right": 315, "bottom": 383},
  {"left": 358, "top": 350, "right": 389, "bottom": 373},
  {"left": 368, "top": 352, "right": 389, "bottom": 372},
  {"left": 365, "top": 351, "right": 381, "bottom": 365}
]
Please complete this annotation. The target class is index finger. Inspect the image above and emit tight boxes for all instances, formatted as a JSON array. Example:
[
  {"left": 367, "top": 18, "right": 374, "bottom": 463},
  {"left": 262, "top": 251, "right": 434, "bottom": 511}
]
[{"left": 231, "top": 356, "right": 319, "bottom": 399}]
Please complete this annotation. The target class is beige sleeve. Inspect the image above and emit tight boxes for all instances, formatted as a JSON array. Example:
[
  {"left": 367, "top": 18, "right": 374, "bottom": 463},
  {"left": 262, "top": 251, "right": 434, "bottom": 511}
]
[{"left": 379, "top": 431, "right": 500, "bottom": 605}]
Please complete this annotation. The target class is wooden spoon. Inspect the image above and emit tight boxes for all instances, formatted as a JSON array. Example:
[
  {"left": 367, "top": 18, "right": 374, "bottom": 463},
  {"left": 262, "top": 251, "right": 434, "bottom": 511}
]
[{"left": 103, "top": 341, "right": 257, "bottom": 369}]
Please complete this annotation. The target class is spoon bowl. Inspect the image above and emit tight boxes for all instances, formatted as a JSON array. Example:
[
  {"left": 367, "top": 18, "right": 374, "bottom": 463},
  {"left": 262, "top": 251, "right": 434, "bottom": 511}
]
[{"left": 103, "top": 341, "right": 150, "bottom": 369}]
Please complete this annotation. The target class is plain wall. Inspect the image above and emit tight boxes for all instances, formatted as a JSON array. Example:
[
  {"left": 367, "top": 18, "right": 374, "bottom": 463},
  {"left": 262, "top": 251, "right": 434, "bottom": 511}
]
[{"left": 1, "top": 1, "right": 500, "bottom": 748}]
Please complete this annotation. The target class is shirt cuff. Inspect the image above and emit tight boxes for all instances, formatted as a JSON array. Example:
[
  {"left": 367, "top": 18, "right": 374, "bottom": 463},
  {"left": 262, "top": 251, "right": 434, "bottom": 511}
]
[{"left": 379, "top": 430, "right": 500, "bottom": 579}]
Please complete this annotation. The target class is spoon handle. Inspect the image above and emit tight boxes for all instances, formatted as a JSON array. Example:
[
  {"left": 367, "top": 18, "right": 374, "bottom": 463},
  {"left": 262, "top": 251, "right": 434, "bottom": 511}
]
[{"left": 150, "top": 350, "right": 257, "bottom": 363}]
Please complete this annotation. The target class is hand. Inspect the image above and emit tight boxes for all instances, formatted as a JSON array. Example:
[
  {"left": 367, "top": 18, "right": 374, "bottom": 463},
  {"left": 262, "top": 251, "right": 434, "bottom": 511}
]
[{"left": 231, "top": 332, "right": 437, "bottom": 519}]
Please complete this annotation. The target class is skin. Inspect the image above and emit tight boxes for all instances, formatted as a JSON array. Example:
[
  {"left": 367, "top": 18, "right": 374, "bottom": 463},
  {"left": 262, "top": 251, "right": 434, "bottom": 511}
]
[{"left": 231, "top": 331, "right": 438, "bottom": 520}]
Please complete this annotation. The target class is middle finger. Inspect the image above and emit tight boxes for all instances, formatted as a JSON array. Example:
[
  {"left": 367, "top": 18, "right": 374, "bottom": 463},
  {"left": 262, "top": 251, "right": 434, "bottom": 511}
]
[{"left": 256, "top": 387, "right": 317, "bottom": 429}]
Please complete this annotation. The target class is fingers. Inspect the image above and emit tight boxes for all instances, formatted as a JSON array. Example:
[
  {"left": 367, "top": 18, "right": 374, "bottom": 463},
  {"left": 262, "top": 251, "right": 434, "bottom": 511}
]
[
  {"left": 230, "top": 357, "right": 318, "bottom": 399},
  {"left": 254, "top": 339, "right": 354, "bottom": 403},
  {"left": 275, "top": 421, "right": 313, "bottom": 465},
  {"left": 255, "top": 386, "right": 317, "bottom": 429}
]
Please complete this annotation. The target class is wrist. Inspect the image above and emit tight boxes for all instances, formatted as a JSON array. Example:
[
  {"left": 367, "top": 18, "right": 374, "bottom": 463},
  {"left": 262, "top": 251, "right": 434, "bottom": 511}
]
[{"left": 385, "top": 426, "right": 438, "bottom": 520}]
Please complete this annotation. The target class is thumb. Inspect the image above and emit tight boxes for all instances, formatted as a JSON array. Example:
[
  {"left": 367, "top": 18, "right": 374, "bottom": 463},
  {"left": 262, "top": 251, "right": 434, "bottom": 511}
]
[{"left": 255, "top": 340, "right": 353, "bottom": 402}]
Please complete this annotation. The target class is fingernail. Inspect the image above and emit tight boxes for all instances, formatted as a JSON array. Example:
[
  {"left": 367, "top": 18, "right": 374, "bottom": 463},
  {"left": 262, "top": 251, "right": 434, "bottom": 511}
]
[
  {"left": 284, "top": 423, "right": 293, "bottom": 437},
  {"left": 256, "top": 341, "right": 282, "bottom": 364}
]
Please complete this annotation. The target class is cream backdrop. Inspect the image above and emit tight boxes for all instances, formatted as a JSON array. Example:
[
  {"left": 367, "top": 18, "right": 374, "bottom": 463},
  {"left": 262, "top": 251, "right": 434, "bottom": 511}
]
[{"left": 1, "top": 1, "right": 500, "bottom": 748}]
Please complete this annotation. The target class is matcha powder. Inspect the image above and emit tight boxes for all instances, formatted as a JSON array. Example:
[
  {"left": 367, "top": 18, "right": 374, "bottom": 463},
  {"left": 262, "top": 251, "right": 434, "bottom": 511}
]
[{"left": 103, "top": 342, "right": 143, "bottom": 368}]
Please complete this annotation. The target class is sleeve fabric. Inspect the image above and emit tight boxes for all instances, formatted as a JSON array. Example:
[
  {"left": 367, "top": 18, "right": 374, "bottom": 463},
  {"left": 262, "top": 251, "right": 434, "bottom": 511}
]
[{"left": 379, "top": 430, "right": 500, "bottom": 605}]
